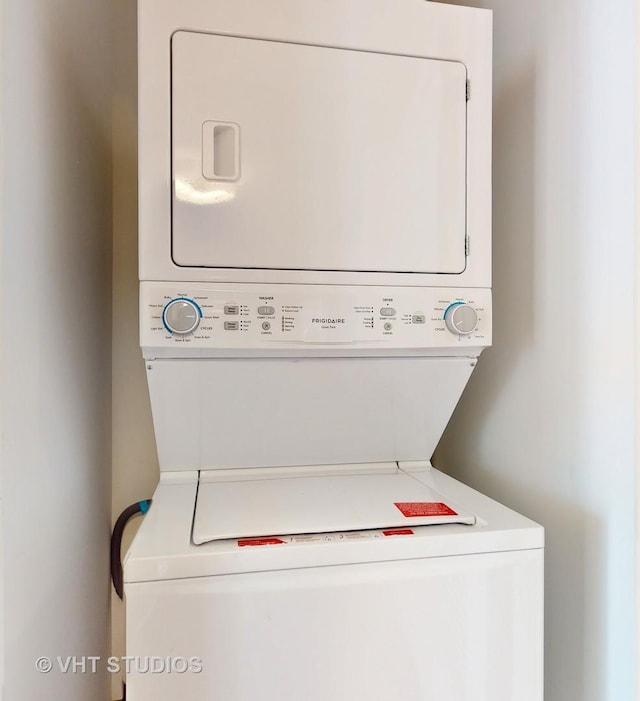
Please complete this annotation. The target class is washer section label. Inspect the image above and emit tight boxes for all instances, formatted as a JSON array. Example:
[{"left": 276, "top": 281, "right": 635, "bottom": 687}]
[
  {"left": 394, "top": 502, "right": 458, "bottom": 517},
  {"left": 237, "top": 537, "right": 286, "bottom": 547}
]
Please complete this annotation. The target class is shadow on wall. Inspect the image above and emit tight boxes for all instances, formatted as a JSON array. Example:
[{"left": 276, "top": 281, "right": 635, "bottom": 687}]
[
  {"left": 432, "top": 2, "right": 613, "bottom": 699},
  {"left": 434, "top": 56, "right": 540, "bottom": 476},
  {"left": 110, "top": 0, "right": 160, "bottom": 698}
]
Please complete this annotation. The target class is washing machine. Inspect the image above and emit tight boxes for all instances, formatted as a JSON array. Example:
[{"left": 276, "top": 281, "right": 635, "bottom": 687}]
[{"left": 125, "top": 1, "right": 544, "bottom": 699}]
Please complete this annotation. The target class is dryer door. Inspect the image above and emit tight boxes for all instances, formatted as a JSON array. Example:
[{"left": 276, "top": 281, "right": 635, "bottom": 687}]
[{"left": 171, "top": 31, "right": 468, "bottom": 274}]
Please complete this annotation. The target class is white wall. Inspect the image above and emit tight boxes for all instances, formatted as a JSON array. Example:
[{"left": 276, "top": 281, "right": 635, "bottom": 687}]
[
  {"left": 2, "top": 1, "right": 113, "bottom": 699},
  {"left": 0, "top": 2, "right": 4, "bottom": 692},
  {"left": 434, "top": 1, "right": 637, "bottom": 699}
]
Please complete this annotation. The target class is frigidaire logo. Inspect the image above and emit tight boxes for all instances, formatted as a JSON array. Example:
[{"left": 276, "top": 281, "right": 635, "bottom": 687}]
[{"left": 312, "top": 318, "right": 345, "bottom": 324}]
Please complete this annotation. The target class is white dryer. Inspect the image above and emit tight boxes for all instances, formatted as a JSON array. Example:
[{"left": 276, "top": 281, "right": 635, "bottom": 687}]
[{"left": 126, "top": 1, "right": 544, "bottom": 699}]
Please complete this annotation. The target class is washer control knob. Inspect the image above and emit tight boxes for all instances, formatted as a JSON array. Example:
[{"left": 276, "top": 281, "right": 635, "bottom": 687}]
[
  {"left": 444, "top": 303, "right": 478, "bottom": 336},
  {"left": 163, "top": 298, "right": 201, "bottom": 335}
]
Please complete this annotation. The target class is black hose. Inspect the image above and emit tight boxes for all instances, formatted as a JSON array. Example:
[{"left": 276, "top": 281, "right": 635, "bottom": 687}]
[{"left": 110, "top": 500, "right": 152, "bottom": 600}]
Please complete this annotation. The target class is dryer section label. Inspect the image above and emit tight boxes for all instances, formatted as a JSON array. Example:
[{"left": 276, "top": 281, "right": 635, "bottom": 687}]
[{"left": 394, "top": 502, "right": 458, "bottom": 518}]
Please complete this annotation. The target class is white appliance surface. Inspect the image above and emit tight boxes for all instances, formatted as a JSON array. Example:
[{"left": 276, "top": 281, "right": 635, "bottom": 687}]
[
  {"left": 193, "top": 463, "right": 476, "bottom": 544},
  {"left": 140, "top": 282, "right": 492, "bottom": 358},
  {"left": 131, "top": 3, "right": 543, "bottom": 700},
  {"left": 126, "top": 550, "right": 543, "bottom": 701},
  {"left": 138, "top": 0, "right": 492, "bottom": 287},
  {"left": 124, "top": 466, "right": 543, "bottom": 583},
  {"left": 124, "top": 468, "right": 544, "bottom": 701},
  {"left": 145, "top": 356, "right": 477, "bottom": 471},
  {"left": 172, "top": 31, "right": 467, "bottom": 274}
]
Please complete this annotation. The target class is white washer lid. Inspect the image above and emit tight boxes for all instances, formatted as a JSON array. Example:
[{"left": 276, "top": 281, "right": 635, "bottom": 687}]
[{"left": 192, "top": 463, "right": 475, "bottom": 545}]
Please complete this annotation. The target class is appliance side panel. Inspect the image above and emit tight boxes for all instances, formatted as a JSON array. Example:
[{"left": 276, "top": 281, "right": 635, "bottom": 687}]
[
  {"left": 145, "top": 357, "right": 476, "bottom": 470},
  {"left": 125, "top": 548, "right": 543, "bottom": 700}
]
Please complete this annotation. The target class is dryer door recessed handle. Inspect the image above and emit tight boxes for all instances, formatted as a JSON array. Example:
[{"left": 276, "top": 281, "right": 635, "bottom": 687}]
[{"left": 202, "top": 121, "right": 240, "bottom": 181}]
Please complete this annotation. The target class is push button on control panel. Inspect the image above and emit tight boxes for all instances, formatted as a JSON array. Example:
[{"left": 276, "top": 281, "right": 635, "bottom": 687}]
[
  {"left": 258, "top": 305, "right": 275, "bottom": 316},
  {"left": 412, "top": 314, "right": 426, "bottom": 324},
  {"left": 224, "top": 305, "right": 239, "bottom": 315},
  {"left": 380, "top": 307, "right": 396, "bottom": 317},
  {"left": 224, "top": 321, "right": 239, "bottom": 331}
]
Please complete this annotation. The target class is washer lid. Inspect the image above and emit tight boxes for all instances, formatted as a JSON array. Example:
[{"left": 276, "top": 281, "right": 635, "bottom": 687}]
[{"left": 192, "top": 463, "right": 475, "bottom": 545}]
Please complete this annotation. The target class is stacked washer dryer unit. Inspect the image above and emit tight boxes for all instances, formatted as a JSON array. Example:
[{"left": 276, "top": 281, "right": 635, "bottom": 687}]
[{"left": 126, "top": 1, "right": 544, "bottom": 699}]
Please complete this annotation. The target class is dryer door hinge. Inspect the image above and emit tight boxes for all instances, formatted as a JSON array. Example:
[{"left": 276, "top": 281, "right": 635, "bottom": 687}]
[
  {"left": 466, "top": 79, "right": 470, "bottom": 101},
  {"left": 465, "top": 235, "right": 470, "bottom": 256}
]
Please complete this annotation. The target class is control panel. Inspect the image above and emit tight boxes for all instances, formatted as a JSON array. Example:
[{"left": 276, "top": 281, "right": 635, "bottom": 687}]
[{"left": 140, "top": 283, "right": 491, "bottom": 357}]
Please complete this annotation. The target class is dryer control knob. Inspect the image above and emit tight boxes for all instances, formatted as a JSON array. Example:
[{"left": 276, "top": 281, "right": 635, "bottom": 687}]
[
  {"left": 162, "top": 298, "right": 202, "bottom": 335},
  {"left": 444, "top": 303, "right": 478, "bottom": 336}
]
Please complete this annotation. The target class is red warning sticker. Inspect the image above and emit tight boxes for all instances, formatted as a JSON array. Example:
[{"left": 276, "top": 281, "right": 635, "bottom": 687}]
[
  {"left": 382, "top": 529, "right": 414, "bottom": 537},
  {"left": 237, "top": 537, "right": 286, "bottom": 547},
  {"left": 394, "top": 502, "right": 458, "bottom": 518}
]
